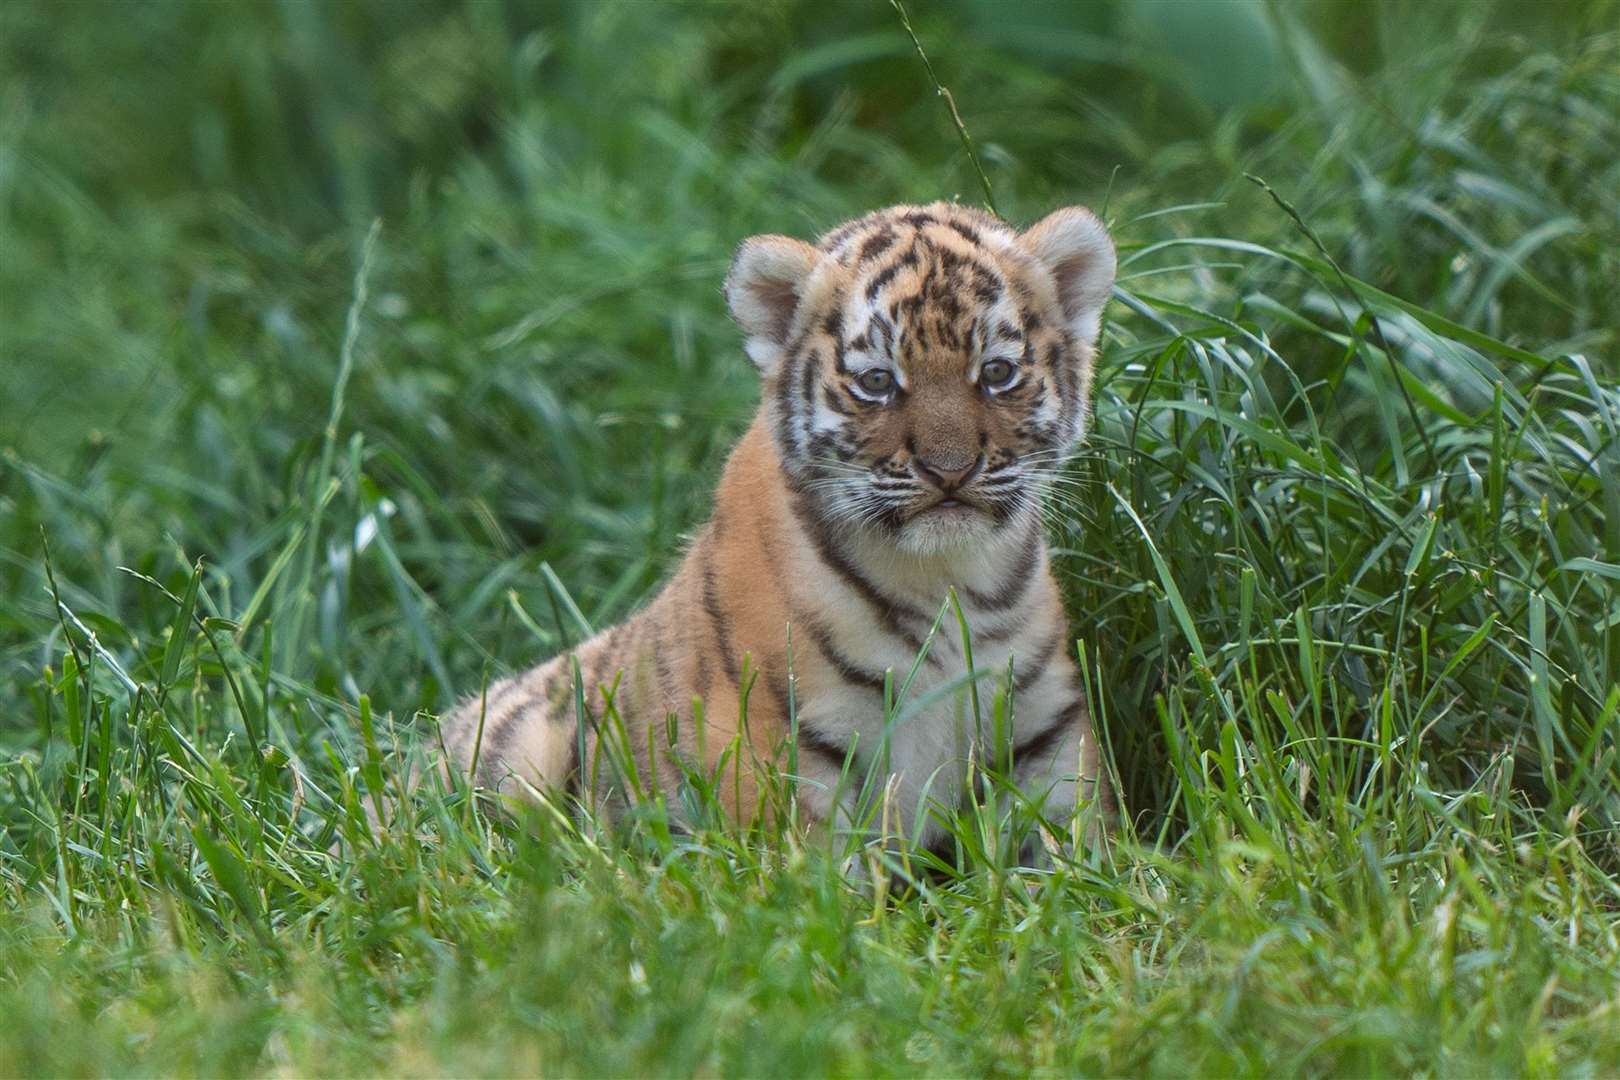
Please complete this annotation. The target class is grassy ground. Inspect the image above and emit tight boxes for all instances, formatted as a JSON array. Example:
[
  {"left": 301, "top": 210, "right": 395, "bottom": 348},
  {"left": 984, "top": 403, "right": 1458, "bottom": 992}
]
[{"left": 2, "top": 1, "right": 1618, "bottom": 1074}]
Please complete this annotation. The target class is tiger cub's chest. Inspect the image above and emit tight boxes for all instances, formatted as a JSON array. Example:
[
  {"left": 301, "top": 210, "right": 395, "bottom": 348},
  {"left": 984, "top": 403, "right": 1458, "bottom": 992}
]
[{"left": 791, "top": 588, "right": 1072, "bottom": 790}]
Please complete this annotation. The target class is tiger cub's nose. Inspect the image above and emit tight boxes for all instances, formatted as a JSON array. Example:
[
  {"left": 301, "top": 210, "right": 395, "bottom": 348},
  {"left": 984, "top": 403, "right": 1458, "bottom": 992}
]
[{"left": 914, "top": 453, "right": 983, "bottom": 493}]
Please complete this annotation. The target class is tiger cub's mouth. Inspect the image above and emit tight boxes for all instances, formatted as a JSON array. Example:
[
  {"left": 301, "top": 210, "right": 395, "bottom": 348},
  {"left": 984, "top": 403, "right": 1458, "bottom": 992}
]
[{"left": 907, "top": 489, "right": 994, "bottom": 519}]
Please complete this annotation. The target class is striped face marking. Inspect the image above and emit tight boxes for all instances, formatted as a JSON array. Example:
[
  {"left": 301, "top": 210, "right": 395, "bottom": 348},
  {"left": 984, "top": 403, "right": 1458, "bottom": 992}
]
[
  {"left": 726, "top": 203, "right": 1115, "bottom": 555},
  {"left": 726, "top": 202, "right": 1114, "bottom": 554}
]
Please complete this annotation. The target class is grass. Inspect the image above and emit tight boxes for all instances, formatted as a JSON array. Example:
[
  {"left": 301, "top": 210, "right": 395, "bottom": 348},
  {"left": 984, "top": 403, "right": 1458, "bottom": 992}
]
[{"left": 2, "top": 0, "right": 1618, "bottom": 1074}]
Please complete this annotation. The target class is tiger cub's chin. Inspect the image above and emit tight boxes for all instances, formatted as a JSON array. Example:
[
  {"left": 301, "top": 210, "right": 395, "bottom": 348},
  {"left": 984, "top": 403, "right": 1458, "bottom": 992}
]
[
  {"left": 440, "top": 201, "right": 1121, "bottom": 857},
  {"left": 891, "top": 501, "right": 1009, "bottom": 557}
]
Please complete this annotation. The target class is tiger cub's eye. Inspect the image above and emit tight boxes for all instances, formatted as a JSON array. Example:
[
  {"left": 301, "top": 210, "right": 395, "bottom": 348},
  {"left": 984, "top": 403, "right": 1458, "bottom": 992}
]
[
  {"left": 979, "top": 359, "right": 1016, "bottom": 390},
  {"left": 856, "top": 369, "right": 896, "bottom": 396}
]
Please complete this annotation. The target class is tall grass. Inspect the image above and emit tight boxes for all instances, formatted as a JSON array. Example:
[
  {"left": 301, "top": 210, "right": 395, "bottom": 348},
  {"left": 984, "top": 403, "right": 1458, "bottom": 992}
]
[{"left": 1, "top": 1, "right": 1617, "bottom": 1073}]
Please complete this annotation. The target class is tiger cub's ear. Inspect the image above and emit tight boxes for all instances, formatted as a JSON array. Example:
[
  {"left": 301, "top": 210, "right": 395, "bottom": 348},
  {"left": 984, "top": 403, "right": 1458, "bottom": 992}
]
[
  {"left": 725, "top": 234, "right": 822, "bottom": 376},
  {"left": 1019, "top": 207, "right": 1116, "bottom": 350}
]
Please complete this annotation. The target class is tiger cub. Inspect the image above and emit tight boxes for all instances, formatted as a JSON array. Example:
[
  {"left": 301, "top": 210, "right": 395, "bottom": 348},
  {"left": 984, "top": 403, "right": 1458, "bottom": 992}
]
[{"left": 442, "top": 201, "right": 1118, "bottom": 851}]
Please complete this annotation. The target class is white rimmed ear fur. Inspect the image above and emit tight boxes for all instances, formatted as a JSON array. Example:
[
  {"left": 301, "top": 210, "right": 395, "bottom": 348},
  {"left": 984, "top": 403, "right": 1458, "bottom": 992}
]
[
  {"left": 724, "top": 234, "right": 822, "bottom": 377},
  {"left": 1019, "top": 206, "right": 1116, "bottom": 348}
]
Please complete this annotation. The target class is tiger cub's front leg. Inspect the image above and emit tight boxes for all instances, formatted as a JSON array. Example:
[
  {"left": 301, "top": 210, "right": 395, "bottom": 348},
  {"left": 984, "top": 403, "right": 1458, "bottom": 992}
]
[{"left": 1011, "top": 692, "right": 1116, "bottom": 859}]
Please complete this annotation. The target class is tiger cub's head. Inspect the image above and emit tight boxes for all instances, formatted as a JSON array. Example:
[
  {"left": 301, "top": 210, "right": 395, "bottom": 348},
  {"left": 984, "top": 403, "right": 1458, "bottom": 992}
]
[{"left": 725, "top": 202, "right": 1115, "bottom": 555}]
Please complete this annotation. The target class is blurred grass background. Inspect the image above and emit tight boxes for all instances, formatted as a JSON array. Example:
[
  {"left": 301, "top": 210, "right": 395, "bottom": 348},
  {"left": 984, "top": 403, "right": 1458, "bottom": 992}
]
[{"left": 1, "top": 0, "right": 1619, "bottom": 1073}]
